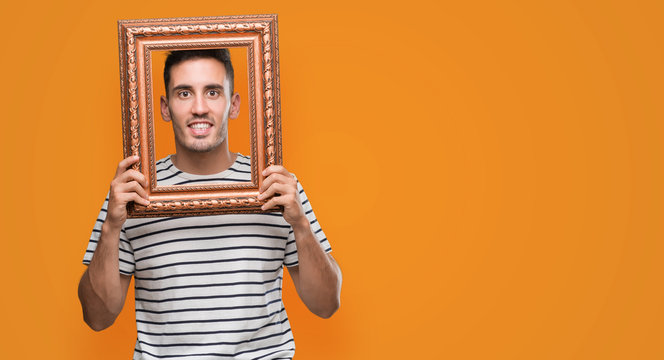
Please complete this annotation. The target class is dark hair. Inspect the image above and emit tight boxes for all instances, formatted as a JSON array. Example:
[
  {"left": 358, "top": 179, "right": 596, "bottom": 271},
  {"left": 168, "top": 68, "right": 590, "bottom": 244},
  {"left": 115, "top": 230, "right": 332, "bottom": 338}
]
[{"left": 163, "top": 49, "right": 234, "bottom": 97}]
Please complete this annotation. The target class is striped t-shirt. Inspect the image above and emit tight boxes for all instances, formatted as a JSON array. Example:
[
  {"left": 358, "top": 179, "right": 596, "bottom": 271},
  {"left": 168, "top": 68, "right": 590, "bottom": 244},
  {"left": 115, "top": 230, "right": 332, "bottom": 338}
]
[{"left": 82, "top": 154, "right": 332, "bottom": 359}]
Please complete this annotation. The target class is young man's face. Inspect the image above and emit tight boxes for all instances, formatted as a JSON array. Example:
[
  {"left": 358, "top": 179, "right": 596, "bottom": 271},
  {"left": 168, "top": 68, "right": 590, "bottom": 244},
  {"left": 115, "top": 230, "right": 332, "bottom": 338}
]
[{"left": 160, "top": 57, "right": 240, "bottom": 154}]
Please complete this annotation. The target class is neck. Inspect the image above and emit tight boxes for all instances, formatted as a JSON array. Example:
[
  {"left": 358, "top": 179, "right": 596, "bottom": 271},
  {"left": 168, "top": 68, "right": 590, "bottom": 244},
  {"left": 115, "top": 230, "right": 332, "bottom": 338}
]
[{"left": 171, "top": 140, "right": 237, "bottom": 175}]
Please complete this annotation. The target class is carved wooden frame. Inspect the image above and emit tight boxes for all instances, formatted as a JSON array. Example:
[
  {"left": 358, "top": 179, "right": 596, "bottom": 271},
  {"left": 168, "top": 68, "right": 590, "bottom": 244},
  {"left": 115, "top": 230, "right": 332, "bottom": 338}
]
[{"left": 118, "top": 15, "right": 282, "bottom": 217}]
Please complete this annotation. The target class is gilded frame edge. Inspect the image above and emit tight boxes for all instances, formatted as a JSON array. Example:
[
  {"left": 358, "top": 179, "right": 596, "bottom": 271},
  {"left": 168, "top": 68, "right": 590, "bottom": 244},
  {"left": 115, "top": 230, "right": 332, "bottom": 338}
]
[{"left": 118, "top": 14, "right": 282, "bottom": 218}]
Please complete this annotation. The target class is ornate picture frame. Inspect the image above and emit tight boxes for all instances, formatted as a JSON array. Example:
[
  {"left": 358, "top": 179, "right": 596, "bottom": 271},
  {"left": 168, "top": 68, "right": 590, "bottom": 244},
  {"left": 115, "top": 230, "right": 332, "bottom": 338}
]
[{"left": 118, "top": 15, "right": 282, "bottom": 217}]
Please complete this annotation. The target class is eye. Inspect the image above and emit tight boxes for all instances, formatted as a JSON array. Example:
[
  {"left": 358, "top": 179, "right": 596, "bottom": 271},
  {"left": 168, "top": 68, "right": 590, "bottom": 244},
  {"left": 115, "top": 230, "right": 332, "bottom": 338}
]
[
  {"left": 207, "top": 89, "right": 220, "bottom": 98},
  {"left": 178, "top": 90, "right": 191, "bottom": 98}
]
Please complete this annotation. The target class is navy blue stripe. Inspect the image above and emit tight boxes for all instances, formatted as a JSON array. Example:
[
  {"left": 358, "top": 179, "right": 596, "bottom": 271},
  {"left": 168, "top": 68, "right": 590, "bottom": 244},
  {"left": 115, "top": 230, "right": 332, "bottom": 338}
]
[
  {"left": 157, "top": 170, "right": 183, "bottom": 181},
  {"left": 173, "top": 177, "right": 250, "bottom": 185},
  {"left": 126, "top": 213, "right": 284, "bottom": 232},
  {"left": 227, "top": 167, "right": 252, "bottom": 174},
  {"left": 136, "top": 317, "right": 288, "bottom": 336},
  {"left": 125, "top": 217, "right": 175, "bottom": 230},
  {"left": 136, "top": 257, "right": 283, "bottom": 272},
  {"left": 156, "top": 163, "right": 174, "bottom": 173},
  {"left": 134, "top": 233, "right": 288, "bottom": 254},
  {"left": 301, "top": 199, "right": 309, "bottom": 206},
  {"left": 134, "top": 338, "right": 294, "bottom": 359},
  {"left": 236, "top": 160, "right": 251, "bottom": 166},
  {"left": 135, "top": 267, "right": 281, "bottom": 281},
  {"left": 136, "top": 298, "right": 282, "bottom": 315},
  {"left": 119, "top": 258, "right": 134, "bottom": 266},
  {"left": 138, "top": 329, "right": 290, "bottom": 348},
  {"left": 136, "top": 277, "right": 282, "bottom": 293},
  {"left": 136, "top": 244, "right": 284, "bottom": 262},
  {"left": 134, "top": 232, "right": 287, "bottom": 252},
  {"left": 260, "top": 212, "right": 284, "bottom": 217},
  {"left": 132, "top": 222, "right": 290, "bottom": 242},
  {"left": 156, "top": 157, "right": 169, "bottom": 166},
  {"left": 253, "top": 347, "right": 296, "bottom": 360},
  {"left": 135, "top": 303, "right": 283, "bottom": 320}
]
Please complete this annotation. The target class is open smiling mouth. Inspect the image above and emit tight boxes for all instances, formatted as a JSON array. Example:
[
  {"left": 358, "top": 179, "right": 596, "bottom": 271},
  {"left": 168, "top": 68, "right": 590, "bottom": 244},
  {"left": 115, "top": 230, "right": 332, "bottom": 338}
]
[{"left": 188, "top": 122, "right": 213, "bottom": 136}]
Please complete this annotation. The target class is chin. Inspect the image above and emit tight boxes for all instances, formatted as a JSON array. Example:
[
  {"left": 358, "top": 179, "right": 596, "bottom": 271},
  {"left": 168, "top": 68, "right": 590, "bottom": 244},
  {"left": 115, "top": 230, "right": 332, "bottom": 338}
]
[
  {"left": 174, "top": 130, "right": 226, "bottom": 153},
  {"left": 186, "top": 139, "right": 225, "bottom": 153}
]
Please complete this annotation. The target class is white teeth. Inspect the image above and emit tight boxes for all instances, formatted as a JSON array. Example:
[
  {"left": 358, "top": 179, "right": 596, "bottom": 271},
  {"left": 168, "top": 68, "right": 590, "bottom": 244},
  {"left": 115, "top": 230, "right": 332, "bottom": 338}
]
[{"left": 190, "top": 123, "right": 211, "bottom": 129}]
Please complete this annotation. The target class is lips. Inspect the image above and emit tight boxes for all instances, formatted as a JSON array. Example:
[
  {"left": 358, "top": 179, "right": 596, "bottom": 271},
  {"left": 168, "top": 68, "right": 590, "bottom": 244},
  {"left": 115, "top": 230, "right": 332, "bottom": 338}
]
[{"left": 188, "top": 121, "right": 213, "bottom": 136}]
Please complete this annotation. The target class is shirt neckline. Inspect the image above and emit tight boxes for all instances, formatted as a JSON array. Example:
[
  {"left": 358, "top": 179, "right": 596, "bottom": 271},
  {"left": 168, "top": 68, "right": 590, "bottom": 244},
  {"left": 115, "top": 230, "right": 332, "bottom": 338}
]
[{"left": 162, "top": 153, "right": 247, "bottom": 181}]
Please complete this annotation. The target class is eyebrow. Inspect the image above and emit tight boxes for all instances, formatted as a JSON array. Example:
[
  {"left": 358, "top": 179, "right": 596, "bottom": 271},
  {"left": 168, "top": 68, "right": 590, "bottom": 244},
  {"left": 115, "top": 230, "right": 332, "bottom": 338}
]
[{"left": 171, "top": 83, "right": 224, "bottom": 92}]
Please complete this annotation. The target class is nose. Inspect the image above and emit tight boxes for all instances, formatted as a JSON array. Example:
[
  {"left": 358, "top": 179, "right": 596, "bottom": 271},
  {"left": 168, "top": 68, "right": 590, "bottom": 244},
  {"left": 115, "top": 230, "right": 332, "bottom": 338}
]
[{"left": 191, "top": 94, "right": 209, "bottom": 116}]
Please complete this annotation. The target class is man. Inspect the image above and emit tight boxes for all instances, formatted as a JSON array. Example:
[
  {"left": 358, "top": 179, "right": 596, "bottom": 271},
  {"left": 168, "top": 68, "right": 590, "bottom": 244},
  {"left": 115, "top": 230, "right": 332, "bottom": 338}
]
[{"left": 78, "top": 49, "right": 341, "bottom": 359}]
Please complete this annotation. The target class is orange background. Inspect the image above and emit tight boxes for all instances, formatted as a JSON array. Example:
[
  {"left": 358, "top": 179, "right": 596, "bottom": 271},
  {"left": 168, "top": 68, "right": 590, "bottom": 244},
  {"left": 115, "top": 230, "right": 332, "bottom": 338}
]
[{"left": 1, "top": 1, "right": 663, "bottom": 359}]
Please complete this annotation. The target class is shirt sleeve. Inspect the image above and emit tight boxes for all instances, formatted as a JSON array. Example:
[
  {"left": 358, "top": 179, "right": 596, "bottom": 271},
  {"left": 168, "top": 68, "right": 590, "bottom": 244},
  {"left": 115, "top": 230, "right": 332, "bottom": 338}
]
[
  {"left": 82, "top": 194, "right": 136, "bottom": 276},
  {"left": 284, "top": 180, "right": 332, "bottom": 267}
]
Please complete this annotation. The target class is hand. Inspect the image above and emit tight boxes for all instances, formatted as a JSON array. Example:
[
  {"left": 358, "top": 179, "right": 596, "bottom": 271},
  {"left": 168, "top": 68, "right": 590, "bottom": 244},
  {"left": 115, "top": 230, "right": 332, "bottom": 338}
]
[
  {"left": 258, "top": 165, "right": 306, "bottom": 227},
  {"left": 105, "top": 155, "right": 150, "bottom": 229}
]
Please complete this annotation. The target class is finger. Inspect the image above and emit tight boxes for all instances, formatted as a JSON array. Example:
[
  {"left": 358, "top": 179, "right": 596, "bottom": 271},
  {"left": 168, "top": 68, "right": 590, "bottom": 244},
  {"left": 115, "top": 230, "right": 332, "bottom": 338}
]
[
  {"left": 116, "top": 180, "right": 149, "bottom": 200},
  {"left": 116, "top": 169, "right": 148, "bottom": 188},
  {"left": 261, "top": 192, "right": 297, "bottom": 211},
  {"left": 258, "top": 182, "right": 292, "bottom": 201},
  {"left": 261, "top": 196, "right": 281, "bottom": 211},
  {"left": 120, "top": 169, "right": 148, "bottom": 187},
  {"left": 115, "top": 192, "right": 150, "bottom": 207},
  {"left": 115, "top": 155, "right": 140, "bottom": 177},
  {"left": 262, "top": 165, "right": 291, "bottom": 177},
  {"left": 111, "top": 180, "right": 149, "bottom": 204},
  {"left": 129, "top": 193, "right": 151, "bottom": 206},
  {"left": 259, "top": 173, "right": 295, "bottom": 193}
]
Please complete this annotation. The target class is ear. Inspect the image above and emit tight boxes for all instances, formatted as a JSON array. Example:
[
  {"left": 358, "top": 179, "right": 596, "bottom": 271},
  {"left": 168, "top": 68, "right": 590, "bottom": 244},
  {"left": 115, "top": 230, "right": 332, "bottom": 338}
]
[
  {"left": 229, "top": 92, "right": 241, "bottom": 119},
  {"left": 160, "top": 95, "right": 172, "bottom": 122}
]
